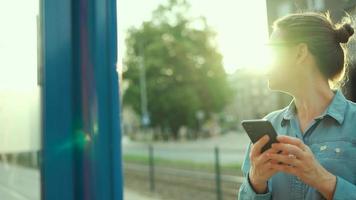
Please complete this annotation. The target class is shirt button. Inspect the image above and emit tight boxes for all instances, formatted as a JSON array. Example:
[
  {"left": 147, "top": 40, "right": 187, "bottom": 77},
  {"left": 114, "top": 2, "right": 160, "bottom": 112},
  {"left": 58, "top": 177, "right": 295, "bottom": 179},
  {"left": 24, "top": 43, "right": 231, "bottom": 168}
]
[{"left": 320, "top": 145, "right": 327, "bottom": 151}]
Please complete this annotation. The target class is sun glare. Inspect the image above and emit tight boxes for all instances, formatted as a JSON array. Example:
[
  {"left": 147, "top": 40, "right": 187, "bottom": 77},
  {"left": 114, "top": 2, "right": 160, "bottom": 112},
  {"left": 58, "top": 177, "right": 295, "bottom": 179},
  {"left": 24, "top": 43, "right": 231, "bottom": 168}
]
[{"left": 215, "top": 0, "right": 270, "bottom": 74}]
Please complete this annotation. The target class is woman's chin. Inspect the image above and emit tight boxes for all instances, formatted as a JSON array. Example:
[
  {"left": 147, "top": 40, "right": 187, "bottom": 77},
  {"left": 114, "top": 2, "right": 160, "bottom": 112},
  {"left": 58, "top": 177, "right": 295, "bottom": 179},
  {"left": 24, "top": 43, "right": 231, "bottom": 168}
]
[
  {"left": 267, "top": 80, "right": 280, "bottom": 91},
  {"left": 268, "top": 80, "right": 291, "bottom": 93}
]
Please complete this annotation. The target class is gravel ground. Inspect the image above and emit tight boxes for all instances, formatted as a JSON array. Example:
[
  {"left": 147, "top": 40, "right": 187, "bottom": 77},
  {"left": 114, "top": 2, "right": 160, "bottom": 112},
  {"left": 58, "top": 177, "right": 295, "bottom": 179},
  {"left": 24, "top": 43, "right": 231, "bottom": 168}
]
[
  {"left": 124, "top": 167, "right": 241, "bottom": 200},
  {"left": 125, "top": 187, "right": 162, "bottom": 200}
]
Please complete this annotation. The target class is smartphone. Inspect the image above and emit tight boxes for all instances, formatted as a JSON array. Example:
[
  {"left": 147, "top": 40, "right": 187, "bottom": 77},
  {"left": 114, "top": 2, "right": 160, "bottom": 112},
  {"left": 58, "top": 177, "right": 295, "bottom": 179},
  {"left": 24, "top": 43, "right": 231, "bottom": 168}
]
[{"left": 241, "top": 119, "right": 279, "bottom": 153}]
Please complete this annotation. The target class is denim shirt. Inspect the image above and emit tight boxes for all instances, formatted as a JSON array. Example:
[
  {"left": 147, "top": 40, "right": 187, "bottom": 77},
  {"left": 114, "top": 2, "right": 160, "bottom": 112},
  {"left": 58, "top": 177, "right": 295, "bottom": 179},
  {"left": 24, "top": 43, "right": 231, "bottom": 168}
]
[{"left": 238, "top": 90, "right": 356, "bottom": 200}]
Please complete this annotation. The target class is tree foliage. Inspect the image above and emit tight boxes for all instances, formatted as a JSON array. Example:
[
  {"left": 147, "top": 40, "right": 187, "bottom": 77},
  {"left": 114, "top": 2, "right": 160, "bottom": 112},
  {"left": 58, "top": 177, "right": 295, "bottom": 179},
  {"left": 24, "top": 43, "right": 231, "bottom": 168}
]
[{"left": 123, "top": 0, "right": 232, "bottom": 137}]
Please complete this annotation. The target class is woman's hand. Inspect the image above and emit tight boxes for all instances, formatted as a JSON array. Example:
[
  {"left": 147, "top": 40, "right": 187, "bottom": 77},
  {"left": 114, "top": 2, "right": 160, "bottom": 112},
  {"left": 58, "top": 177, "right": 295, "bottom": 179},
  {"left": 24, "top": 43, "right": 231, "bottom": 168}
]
[
  {"left": 248, "top": 135, "right": 279, "bottom": 193},
  {"left": 267, "top": 135, "right": 336, "bottom": 200}
]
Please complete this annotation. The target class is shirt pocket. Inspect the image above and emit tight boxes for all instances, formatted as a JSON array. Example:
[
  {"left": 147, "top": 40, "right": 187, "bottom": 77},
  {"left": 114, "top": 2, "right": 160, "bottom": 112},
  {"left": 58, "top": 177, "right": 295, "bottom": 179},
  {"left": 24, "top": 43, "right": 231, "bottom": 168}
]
[
  {"left": 311, "top": 140, "right": 356, "bottom": 161},
  {"left": 310, "top": 140, "right": 356, "bottom": 183}
]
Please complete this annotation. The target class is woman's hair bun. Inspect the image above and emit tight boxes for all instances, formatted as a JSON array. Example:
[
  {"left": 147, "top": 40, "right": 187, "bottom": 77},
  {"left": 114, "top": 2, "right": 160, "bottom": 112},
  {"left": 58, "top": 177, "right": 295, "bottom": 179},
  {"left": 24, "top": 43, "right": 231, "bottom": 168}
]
[{"left": 335, "top": 23, "right": 354, "bottom": 43}]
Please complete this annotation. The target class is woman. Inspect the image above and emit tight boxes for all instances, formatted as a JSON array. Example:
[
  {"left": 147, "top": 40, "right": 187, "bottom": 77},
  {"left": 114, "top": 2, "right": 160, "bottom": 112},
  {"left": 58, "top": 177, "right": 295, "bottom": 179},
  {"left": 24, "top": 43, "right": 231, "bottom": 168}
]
[{"left": 238, "top": 12, "right": 356, "bottom": 200}]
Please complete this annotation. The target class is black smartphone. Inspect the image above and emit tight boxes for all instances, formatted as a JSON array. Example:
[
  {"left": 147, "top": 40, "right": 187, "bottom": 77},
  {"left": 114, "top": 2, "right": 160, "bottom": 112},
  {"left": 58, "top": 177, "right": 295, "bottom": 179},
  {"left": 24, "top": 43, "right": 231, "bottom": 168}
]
[{"left": 241, "top": 119, "right": 279, "bottom": 153}]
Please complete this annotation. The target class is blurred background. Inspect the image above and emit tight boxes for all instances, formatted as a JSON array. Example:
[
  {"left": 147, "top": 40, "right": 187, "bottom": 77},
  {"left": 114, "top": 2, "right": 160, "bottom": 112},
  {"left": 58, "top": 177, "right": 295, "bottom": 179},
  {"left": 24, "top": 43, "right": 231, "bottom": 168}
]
[{"left": 0, "top": 0, "right": 356, "bottom": 200}]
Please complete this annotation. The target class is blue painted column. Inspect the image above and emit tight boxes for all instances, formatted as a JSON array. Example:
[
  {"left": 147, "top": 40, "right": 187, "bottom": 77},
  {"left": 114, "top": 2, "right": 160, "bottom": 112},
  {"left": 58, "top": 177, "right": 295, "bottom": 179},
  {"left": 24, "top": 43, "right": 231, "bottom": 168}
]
[{"left": 41, "top": 0, "right": 123, "bottom": 199}]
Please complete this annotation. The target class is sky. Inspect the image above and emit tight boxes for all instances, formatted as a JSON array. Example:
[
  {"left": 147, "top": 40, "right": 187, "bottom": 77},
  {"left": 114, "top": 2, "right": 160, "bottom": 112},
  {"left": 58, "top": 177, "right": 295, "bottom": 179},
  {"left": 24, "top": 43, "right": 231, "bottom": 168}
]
[
  {"left": 0, "top": 0, "right": 38, "bottom": 89},
  {"left": 0, "top": 0, "right": 41, "bottom": 152},
  {"left": 117, "top": 0, "right": 270, "bottom": 74}
]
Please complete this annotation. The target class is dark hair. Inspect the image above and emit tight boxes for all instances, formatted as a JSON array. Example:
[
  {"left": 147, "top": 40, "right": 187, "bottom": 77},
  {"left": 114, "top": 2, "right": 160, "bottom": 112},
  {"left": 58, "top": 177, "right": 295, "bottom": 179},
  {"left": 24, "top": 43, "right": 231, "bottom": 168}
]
[{"left": 273, "top": 12, "right": 354, "bottom": 85}]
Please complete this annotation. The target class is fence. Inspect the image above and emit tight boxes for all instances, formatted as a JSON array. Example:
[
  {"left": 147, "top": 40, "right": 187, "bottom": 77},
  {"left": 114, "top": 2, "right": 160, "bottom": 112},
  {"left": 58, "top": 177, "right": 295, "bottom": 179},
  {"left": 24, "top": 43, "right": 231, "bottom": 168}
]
[{"left": 123, "top": 144, "right": 246, "bottom": 200}]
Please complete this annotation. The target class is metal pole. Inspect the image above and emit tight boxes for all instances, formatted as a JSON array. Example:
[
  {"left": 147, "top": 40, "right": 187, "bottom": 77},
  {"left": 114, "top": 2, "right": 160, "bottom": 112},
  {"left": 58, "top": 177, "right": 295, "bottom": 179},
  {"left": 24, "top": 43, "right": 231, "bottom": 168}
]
[
  {"left": 139, "top": 43, "right": 150, "bottom": 127},
  {"left": 215, "top": 146, "right": 223, "bottom": 200},
  {"left": 149, "top": 144, "right": 155, "bottom": 191}
]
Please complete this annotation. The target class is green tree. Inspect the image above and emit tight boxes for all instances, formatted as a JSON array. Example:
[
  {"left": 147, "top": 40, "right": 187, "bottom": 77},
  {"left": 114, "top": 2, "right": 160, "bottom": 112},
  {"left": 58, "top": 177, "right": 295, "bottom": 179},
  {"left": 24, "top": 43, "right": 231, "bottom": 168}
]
[{"left": 123, "top": 0, "right": 232, "bottom": 139}]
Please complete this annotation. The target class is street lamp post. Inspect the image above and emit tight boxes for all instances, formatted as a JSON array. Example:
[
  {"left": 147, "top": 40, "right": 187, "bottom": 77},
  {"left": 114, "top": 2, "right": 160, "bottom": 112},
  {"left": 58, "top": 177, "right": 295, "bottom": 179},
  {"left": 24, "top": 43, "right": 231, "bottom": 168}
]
[{"left": 139, "top": 43, "right": 150, "bottom": 128}]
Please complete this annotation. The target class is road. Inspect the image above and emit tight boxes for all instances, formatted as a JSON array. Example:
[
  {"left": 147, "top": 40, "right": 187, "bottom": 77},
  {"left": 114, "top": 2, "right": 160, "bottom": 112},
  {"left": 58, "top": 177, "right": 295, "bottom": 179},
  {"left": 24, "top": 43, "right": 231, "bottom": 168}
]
[{"left": 123, "top": 132, "right": 250, "bottom": 164}]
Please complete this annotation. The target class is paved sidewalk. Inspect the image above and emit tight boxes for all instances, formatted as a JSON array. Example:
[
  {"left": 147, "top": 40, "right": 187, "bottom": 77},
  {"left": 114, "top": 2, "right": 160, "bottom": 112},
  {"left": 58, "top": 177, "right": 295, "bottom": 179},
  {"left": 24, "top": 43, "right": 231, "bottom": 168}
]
[{"left": 0, "top": 163, "right": 40, "bottom": 200}]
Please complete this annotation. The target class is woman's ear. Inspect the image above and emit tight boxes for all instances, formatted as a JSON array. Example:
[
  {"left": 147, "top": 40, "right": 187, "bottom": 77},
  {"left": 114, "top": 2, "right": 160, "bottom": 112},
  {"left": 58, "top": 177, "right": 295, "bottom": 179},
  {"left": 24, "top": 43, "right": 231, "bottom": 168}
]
[{"left": 295, "top": 43, "right": 309, "bottom": 65}]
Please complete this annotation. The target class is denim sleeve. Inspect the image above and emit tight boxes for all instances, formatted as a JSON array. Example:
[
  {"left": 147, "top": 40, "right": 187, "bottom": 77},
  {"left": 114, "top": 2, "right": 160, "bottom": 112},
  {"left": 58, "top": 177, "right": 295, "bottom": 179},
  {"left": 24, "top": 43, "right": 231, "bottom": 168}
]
[
  {"left": 332, "top": 176, "right": 356, "bottom": 200},
  {"left": 238, "top": 143, "right": 272, "bottom": 200}
]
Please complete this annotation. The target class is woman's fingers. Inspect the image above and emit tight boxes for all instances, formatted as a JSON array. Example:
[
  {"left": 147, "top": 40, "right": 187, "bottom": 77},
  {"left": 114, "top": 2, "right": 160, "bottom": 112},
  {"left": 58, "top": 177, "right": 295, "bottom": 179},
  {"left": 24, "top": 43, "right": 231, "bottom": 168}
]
[
  {"left": 267, "top": 152, "right": 302, "bottom": 167},
  {"left": 270, "top": 162, "right": 299, "bottom": 175},
  {"left": 250, "top": 135, "right": 270, "bottom": 157},
  {"left": 277, "top": 135, "right": 306, "bottom": 150},
  {"left": 271, "top": 142, "right": 305, "bottom": 159},
  {"left": 258, "top": 147, "right": 280, "bottom": 164}
]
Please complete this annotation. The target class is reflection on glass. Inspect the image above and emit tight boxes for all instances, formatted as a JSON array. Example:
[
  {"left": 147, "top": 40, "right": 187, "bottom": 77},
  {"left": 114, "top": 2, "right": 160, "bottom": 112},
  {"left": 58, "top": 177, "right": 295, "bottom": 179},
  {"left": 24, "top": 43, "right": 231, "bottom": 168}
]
[{"left": 0, "top": 1, "right": 41, "bottom": 199}]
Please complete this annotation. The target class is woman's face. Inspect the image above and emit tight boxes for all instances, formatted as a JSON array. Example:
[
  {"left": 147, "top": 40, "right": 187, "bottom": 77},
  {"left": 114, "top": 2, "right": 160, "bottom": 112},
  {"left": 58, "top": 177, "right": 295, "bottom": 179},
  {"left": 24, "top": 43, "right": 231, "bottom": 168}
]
[{"left": 266, "top": 29, "right": 299, "bottom": 91}]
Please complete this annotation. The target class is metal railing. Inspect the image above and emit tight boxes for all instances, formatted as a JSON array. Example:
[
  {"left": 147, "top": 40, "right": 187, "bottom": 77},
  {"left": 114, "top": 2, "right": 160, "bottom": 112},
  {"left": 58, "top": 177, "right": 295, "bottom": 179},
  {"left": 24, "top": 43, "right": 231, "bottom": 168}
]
[{"left": 124, "top": 145, "right": 245, "bottom": 200}]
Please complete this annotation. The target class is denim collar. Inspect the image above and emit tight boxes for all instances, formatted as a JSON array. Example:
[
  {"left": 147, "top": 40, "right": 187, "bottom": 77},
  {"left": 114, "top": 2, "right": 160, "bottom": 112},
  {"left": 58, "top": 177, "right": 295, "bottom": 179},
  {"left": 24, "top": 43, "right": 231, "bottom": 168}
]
[{"left": 282, "top": 90, "right": 347, "bottom": 125}]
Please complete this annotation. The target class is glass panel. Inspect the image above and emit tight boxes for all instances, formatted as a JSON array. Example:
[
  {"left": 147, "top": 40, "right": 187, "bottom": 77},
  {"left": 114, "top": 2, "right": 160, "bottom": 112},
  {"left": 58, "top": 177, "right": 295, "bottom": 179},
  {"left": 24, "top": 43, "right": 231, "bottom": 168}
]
[{"left": 0, "top": 0, "right": 41, "bottom": 199}]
